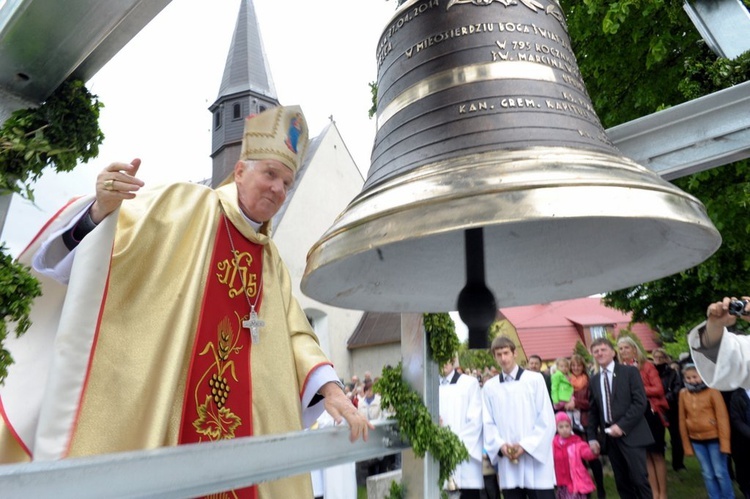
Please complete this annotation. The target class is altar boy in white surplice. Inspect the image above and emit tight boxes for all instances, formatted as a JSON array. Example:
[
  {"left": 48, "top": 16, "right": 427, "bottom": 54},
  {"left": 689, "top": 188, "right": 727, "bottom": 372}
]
[
  {"left": 482, "top": 336, "right": 557, "bottom": 499},
  {"left": 439, "top": 358, "right": 485, "bottom": 498}
]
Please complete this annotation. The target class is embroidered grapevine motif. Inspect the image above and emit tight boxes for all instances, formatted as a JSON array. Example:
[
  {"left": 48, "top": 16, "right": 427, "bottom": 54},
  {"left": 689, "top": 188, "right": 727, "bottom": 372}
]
[{"left": 192, "top": 315, "right": 244, "bottom": 440}]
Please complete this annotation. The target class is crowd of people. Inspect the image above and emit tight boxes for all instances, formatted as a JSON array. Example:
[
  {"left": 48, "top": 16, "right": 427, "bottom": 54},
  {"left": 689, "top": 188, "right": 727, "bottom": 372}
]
[
  {"left": 6, "top": 94, "right": 750, "bottom": 499},
  {"left": 341, "top": 371, "right": 401, "bottom": 484},
  {"left": 430, "top": 330, "right": 750, "bottom": 499}
]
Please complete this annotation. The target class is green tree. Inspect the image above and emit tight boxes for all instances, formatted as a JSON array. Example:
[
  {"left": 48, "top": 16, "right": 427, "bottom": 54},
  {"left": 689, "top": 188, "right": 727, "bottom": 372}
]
[
  {"left": 573, "top": 340, "right": 592, "bottom": 364},
  {"left": 564, "top": 0, "right": 750, "bottom": 337},
  {"left": 565, "top": 0, "right": 750, "bottom": 128},
  {"left": 603, "top": 161, "right": 750, "bottom": 336},
  {"left": 458, "top": 342, "right": 497, "bottom": 372}
]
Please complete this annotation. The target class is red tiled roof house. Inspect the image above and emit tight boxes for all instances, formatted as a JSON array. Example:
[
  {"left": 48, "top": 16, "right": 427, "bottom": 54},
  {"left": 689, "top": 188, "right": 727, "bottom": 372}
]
[{"left": 496, "top": 297, "right": 660, "bottom": 368}]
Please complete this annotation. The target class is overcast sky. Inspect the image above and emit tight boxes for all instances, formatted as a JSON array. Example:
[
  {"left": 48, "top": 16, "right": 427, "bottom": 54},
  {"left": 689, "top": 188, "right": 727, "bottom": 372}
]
[
  {"left": 1, "top": 0, "right": 472, "bottom": 341},
  {"left": 2, "top": 0, "right": 397, "bottom": 256}
]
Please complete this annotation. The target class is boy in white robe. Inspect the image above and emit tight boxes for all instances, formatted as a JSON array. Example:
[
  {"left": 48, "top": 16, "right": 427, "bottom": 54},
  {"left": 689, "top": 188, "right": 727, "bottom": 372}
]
[
  {"left": 440, "top": 359, "right": 485, "bottom": 498},
  {"left": 482, "top": 336, "right": 556, "bottom": 499}
]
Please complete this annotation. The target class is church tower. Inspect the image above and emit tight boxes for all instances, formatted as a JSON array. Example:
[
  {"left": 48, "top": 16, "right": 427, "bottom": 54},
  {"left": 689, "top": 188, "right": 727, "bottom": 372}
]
[{"left": 209, "top": 0, "right": 279, "bottom": 186}]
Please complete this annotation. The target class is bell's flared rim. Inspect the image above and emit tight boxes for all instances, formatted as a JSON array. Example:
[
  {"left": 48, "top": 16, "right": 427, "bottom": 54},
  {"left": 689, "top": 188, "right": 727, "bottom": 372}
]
[{"left": 302, "top": 147, "right": 721, "bottom": 312}]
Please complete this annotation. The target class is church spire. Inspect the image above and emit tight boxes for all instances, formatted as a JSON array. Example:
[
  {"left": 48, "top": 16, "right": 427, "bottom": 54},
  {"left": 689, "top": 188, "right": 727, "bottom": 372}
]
[{"left": 209, "top": 0, "right": 280, "bottom": 186}]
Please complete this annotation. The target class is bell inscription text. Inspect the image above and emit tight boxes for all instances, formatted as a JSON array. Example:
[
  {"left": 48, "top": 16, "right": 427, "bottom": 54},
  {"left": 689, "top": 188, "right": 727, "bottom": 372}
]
[{"left": 368, "top": 0, "right": 615, "bottom": 189}]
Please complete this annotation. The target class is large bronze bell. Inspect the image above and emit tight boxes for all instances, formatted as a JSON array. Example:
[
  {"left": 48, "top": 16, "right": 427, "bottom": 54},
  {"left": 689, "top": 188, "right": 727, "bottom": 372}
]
[{"left": 302, "top": 0, "right": 720, "bottom": 346}]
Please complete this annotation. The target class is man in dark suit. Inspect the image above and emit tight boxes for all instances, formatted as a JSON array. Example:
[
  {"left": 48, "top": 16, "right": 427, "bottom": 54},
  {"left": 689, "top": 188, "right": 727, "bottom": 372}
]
[
  {"left": 586, "top": 338, "right": 654, "bottom": 499},
  {"left": 527, "top": 354, "right": 552, "bottom": 400}
]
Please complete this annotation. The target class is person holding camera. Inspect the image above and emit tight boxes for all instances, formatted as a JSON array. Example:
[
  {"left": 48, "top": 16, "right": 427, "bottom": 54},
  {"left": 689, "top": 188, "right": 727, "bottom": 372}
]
[{"left": 688, "top": 296, "right": 750, "bottom": 390}]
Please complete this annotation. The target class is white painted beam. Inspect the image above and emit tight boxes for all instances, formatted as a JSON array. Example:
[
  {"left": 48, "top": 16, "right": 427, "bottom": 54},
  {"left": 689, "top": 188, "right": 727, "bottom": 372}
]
[
  {"left": 399, "top": 313, "right": 441, "bottom": 499},
  {"left": 0, "top": 421, "right": 406, "bottom": 498},
  {"left": 683, "top": 0, "right": 750, "bottom": 60},
  {"left": 608, "top": 79, "right": 750, "bottom": 180}
]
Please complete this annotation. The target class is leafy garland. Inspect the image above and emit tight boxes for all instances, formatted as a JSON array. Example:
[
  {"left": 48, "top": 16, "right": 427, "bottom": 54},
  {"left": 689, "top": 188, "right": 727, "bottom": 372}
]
[
  {"left": 1, "top": 78, "right": 104, "bottom": 200},
  {"left": 385, "top": 476, "right": 404, "bottom": 499},
  {"left": 0, "top": 78, "right": 104, "bottom": 383},
  {"left": 424, "top": 312, "right": 460, "bottom": 367},
  {"left": 374, "top": 312, "right": 468, "bottom": 489},
  {"left": 0, "top": 246, "right": 41, "bottom": 384}
]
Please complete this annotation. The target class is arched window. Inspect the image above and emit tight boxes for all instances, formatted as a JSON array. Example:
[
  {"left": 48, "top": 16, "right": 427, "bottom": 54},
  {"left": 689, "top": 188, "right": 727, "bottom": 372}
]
[
  {"left": 305, "top": 309, "right": 329, "bottom": 355},
  {"left": 214, "top": 110, "right": 222, "bottom": 130},
  {"left": 233, "top": 103, "right": 241, "bottom": 120}
]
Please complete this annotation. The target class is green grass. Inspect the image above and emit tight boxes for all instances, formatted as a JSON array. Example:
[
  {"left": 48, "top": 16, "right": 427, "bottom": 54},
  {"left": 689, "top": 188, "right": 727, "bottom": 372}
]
[
  {"left": 599, "top": 433, "right": 744, "bottom": 499},
  {"left": 355, "top": 433, "right": 744, "bottom": 498},
  {"left": 598, "top": 451, "right": 715, "bottom": 498}
]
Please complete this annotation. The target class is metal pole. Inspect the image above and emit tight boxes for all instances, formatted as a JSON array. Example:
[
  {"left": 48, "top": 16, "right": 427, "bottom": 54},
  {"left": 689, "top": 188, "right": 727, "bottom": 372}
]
[{"left": 400, "top": 313, "right": 440, "bottom": 499}]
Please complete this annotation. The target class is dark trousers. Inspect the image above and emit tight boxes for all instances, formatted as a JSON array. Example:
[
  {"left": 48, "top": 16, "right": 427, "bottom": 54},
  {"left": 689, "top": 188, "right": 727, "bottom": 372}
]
[
  {"left": 458, "top": 489, "right": 482, "bottom": 499},
  {"left": 587, "top": 455, "right": 606, "bottom": 498},
  {"left": 734, "top": 446, "right": 750, "bottom": 499},
  {"left": 606, "top": 435, "right": 653, "bottom": 499},
  {"left": 667, "top": 408, "right": 685, "bottom": 470},
  {"left": 501, "top": 488, "right": 555, "bottom": 499},
  {"left": 483, "top": 474, "right": 501, "bottom": 499},
  {"left": 575, "top": 428, "right": 605, "bottom": 497}
]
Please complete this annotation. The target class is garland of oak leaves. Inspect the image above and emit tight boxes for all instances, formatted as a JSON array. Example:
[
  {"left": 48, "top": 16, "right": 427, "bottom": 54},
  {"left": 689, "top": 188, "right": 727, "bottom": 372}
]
[
  {"left": 374, "top": 312, "right": 468, "bottom": 489},
  {"left": 0, "top": 78, "right": 103, "bottom": 384}
]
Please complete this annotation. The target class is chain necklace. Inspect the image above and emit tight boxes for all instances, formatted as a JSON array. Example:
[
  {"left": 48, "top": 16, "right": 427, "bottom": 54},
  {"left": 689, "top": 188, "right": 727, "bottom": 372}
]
[{"left": 223, "top": 214, "right": 264, "bottom": 344}]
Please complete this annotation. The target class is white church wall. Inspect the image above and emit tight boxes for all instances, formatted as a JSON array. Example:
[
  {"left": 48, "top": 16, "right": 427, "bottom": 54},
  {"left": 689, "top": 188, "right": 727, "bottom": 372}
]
[
  {"left": 350, "top": 343, "right": 401, "bottom": 382},
  {"left": 273, "top": 123, "right": 365, "bottom": 379}
]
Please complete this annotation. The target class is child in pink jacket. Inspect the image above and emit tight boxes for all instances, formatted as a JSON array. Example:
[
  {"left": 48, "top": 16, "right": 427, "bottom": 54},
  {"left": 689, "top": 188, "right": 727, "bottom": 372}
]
[{"left": 553, "top": 412, "right": 598, "bottom": 499}]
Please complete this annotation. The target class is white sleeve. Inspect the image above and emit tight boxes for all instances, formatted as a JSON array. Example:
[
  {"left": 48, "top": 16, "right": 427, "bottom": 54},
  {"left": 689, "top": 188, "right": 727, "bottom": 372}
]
[
  {"left": 482, "top": 382, "right": 503, "bottom": 466},
  {"left": 690, "top": 322, "right": 750, "bottom": 390},
  {"left": 31, "top": 203, "right": 93, "bottom": 284},
  {"left": 301, "top": 364, "right": 340, "bottom": 428},
  {"left": 461, "top": 378, "right": 485, "bottom": 462},
  {"left": 518, "top": 375, "right": 556, "bottom": 464}
]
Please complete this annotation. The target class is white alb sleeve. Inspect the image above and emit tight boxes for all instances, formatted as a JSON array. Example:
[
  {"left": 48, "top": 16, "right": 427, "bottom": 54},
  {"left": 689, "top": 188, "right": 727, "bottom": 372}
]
[{"left": 31, "top": 203, "right": 92, "bottom": 284}]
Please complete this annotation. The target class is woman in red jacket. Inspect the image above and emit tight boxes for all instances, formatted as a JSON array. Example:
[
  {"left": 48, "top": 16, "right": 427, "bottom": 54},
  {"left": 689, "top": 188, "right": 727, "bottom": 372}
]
[{"left": 617, "top": 336, "right": 670, "bottom": 499}]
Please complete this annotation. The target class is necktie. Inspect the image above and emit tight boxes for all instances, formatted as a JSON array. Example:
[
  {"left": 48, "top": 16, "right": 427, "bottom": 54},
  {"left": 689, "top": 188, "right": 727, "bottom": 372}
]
[{"left": 603, "top": 369, "right": 613, "bottom": 424}]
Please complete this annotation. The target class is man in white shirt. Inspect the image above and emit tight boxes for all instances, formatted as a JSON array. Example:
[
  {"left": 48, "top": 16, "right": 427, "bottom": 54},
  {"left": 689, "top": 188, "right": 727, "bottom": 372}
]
[
  {"left": 439, "top": 359, "right": 485, "bottom": 498},
  {"left": 586, "top": 338, "right": 653, "bottom": 499},
  {"left": 688, "top": 296, "right": 750, "bottom": 390},
  {"left": 482, "top": 336, "right": 556, "bottom": 499}
]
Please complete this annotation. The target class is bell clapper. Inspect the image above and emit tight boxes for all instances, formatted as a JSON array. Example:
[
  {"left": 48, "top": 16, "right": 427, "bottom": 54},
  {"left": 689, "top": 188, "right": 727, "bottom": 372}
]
[{"left": 457, "top": 228, "right": 497, "bottom": 350}]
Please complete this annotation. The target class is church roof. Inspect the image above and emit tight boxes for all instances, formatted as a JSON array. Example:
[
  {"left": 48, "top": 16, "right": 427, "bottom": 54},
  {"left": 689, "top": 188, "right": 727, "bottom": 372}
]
[
  {"left": 216, "top": 0, "right": 277, "bottom": 101},
  {"left": 498, "top": 298, "right": 629, "bottom": 328},
  {"left": 347, "top": 312, "right": 401, "bottom": 349},
  {"left": 500, "top": 297, "right": 660, "bottom": 360}
]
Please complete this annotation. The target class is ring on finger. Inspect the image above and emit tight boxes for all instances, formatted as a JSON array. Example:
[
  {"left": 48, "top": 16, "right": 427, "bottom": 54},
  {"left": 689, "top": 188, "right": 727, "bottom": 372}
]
[{"left": 104, "top": 179, "right": 115, "bottom": 191}]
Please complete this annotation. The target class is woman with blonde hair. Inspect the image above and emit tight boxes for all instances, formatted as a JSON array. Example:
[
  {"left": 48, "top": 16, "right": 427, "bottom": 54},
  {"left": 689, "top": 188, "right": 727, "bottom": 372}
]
[{"left": 617, "top": 336, "right": 670, "bottom": 499}]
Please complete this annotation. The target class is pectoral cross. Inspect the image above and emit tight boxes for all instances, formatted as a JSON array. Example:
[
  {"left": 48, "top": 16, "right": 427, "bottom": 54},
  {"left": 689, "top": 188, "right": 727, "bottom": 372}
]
[{"left": 242, "top": 308, "right": 264, "bottom": 344}]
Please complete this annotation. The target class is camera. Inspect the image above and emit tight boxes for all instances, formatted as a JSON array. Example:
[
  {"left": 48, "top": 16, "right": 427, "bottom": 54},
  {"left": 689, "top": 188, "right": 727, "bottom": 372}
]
[{"left": 728, "top": 299, "right": 749, "bottom": 317}]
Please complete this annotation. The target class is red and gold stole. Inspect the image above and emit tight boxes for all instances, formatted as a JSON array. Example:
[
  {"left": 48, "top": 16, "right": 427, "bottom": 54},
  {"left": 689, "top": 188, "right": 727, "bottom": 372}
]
[{"left": 180, "top": 215, "right": 263, "bottom": 499}]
